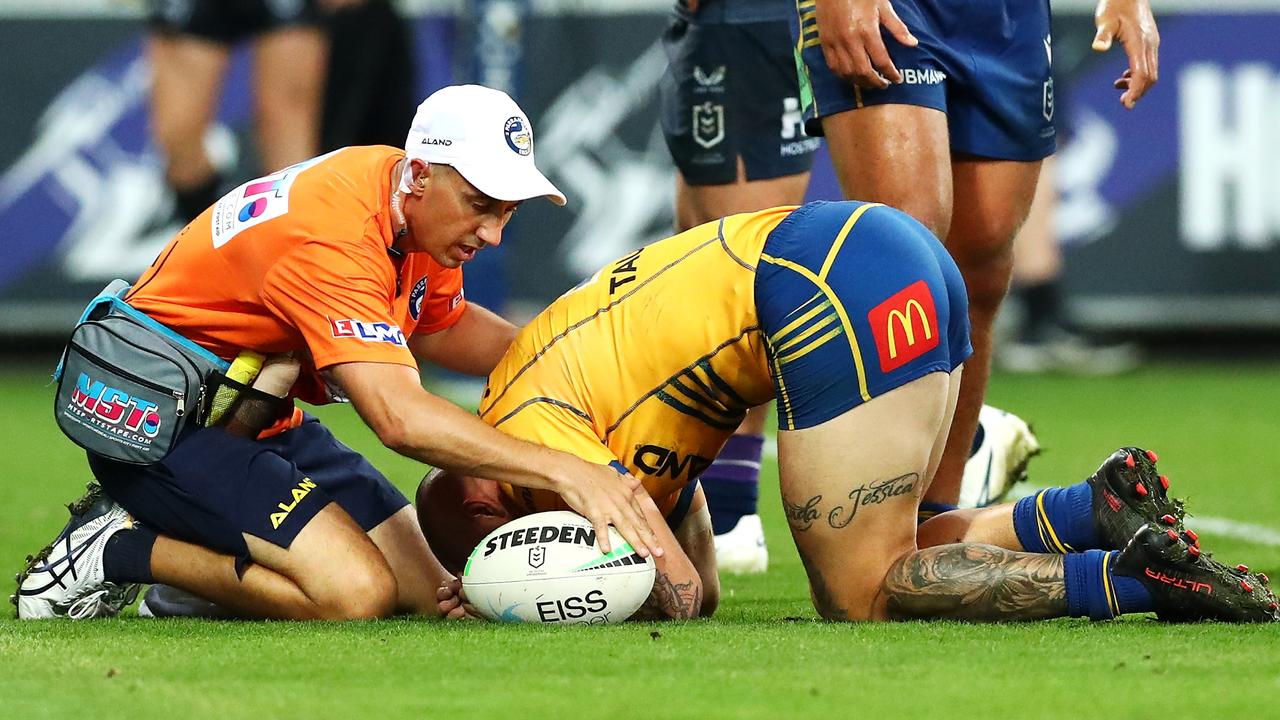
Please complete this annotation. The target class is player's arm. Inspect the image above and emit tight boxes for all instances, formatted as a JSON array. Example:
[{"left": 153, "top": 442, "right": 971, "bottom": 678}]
[
  {"left": 1091, "top": 0, "right": 1160, "bottom": 109},
  {"left": 814, "top": 0, "right": 918, "bottom": 89},
  {"left": 630, "top": 499, "right": 704, "bottom": 621},
  {"left": 409, "top": 303, "right": 517, "bottom": 377},
  {"left": 330, "top": 361, "right": 664, "bottom": 559}
]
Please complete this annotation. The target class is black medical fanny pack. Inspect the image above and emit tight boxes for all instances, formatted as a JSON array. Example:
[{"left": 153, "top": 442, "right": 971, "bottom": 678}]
[{"left": 53, "top": 280, "right": 231, "bottom": 465}]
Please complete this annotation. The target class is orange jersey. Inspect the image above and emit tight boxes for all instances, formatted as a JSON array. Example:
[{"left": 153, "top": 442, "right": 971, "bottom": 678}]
[{"left": 127, "top": 146, "right": 467, "bottom": 405}]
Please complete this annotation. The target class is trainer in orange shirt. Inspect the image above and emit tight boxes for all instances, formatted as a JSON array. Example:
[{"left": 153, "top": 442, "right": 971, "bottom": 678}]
[{"left": 16, "top": 85, "right": 663, "bottom": 622}]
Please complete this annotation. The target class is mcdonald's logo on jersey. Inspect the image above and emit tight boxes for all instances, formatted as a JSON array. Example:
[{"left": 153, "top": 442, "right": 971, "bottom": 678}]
[{"left": 867, "top": 280, "right": 940, "bottom": 373}]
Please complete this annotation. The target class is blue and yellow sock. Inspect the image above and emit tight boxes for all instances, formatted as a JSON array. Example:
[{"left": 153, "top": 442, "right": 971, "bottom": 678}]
[
  {"left": 918, "top": 501, "right": 958, "bottom": 525},
  {"left": 1063, "top": 550, "right": 1153, "bottom": 620},
  {"left": 1012, "top": 482, "right": 1096, "bottom": 553},
  {"left": 702, "top": 434, "right": 764, "bottom": 535}
]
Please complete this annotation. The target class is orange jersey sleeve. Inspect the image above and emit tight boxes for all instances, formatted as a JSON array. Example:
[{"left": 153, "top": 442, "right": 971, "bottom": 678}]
[{"left": 262, "top": 234, "right": 416, "bottom": 371}]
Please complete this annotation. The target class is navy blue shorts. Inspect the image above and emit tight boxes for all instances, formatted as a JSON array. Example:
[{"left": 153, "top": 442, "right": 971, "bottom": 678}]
[
  {"left": 147, "top": 0, "right": 322, "bottom": 45},
  {"left": 755, "top": 201, "right": 971, "bottom": 431},
  {"left": 90, "top": 415, "right": 408, "bottom": 567},
  {"left": 660, "top": 14, "right": 820, "bottom": 185},
  {"left": 790, "top": 0, "right": 1056, "bottom": 160}
]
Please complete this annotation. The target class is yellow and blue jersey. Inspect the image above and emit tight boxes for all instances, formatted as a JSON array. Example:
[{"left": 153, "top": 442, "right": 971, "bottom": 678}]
[{"left": 483, "top": 201, "right": 971, "bottom": 514}]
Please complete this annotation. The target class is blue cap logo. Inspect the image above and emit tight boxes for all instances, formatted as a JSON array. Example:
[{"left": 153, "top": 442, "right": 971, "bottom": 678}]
[{"left": 504, "top": 116, "right": 532, "bottom": 156}]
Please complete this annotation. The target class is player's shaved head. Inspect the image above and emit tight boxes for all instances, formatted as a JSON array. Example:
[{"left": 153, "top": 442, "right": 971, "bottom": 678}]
[{"left": 415, "top": 469, "right": 515, "bottom": 575}]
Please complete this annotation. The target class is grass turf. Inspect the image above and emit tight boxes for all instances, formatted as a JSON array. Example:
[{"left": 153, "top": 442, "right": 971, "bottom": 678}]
[{"left": 1, "top": 361, "right": 1278, "bottom": 719}]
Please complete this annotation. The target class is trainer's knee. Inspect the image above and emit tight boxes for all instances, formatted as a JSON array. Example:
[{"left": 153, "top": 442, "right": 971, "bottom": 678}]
[{"left": 316, "top": 561, "right": 397, "bottom": 620}]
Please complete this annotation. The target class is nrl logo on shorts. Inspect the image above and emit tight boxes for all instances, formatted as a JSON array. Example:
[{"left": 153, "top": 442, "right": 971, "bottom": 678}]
[
  {"left": 693, "top": 101, "right": 725, "bottom": 149},
  {"left": 1043, "top": 77, "right": 1055, "bottom": 122},
  {"left": 693, "top": 65, "right": 725, "bottom": 86},
  {"left": 528, "top": 546, "right": 546, "bottom": 569}
]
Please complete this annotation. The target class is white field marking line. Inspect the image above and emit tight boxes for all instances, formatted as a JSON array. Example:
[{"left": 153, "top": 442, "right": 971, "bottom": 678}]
[{"left": 1007, "top": 484, "right": 1280, "bottom": 548}]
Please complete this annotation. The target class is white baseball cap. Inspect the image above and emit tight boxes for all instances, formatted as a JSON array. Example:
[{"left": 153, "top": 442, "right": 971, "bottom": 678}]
[{"left": 402, "top": 85, "right": 566, "bottom": 206}]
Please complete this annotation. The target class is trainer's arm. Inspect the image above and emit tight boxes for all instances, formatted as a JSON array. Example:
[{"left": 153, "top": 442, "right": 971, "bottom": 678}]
[
  {"left": 410, "top": 303, "right": 518, "bottom": 377},
  {"left": 329, "top": 361, "right": 663, "bottom": 558}
]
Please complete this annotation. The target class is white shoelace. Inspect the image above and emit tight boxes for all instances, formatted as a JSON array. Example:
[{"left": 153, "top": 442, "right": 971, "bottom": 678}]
[{"left": 66, "top": 589, "right": 110, "bottom": 619}]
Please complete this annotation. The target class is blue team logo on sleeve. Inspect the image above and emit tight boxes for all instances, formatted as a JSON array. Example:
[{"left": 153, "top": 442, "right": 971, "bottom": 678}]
[
  {"left": 504, "top": 117, "right": 532, "bottom": 156},
  {"left": 409, "top": 276, "right": 427, "bottom": 320}
]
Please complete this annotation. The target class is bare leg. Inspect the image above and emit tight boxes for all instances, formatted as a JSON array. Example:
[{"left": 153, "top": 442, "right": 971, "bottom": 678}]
[
  {"left": 928, "top": 158, "right": 1043, "bottom": 504},
  {"left": 252, "top": 27, "right": 327, "bottom": 172},
  {"left": 148, "top": 35, "right": 229, "bottom": 191},
  {"left": 151, "top": 503, "right": 397, "bottom": 620},
  {"left": 779, "top": 371, "right": 955, "bottom": 621},
  {"left": 367, "top": 505, "right": 451, "bottom": 615}
]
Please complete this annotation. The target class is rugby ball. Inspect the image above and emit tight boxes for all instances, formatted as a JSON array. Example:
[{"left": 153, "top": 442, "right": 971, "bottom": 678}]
[{"left": 461, "top": 511, "right": 656, "bottom": 625}]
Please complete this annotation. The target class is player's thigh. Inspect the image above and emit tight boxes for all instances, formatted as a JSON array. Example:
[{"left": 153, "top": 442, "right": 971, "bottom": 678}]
[
  {"left": 778, "top": 372, "right": 952, "bottom": 620},
  {"left": 670, "top": 484, "right": 719, "bottom": 616},
  {"left": 367, "top": 505, "right": 451, "bottom": 615},
  {"left": 820, "top": 106, "right": 952, "bottom": 239},
  {"left": 146, "top": 34, "right": 229, "bottom": 156},
  {"left": 946, "top": 158, "right": 1042, "bottom": 300}
]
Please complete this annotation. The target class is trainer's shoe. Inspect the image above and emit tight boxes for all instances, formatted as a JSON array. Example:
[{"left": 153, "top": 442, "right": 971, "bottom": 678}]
[
  {"left": 1115, "top": 523, "right": 1279, "bottom": 623},
  {"left": 959, "top": 405, "right": 1042, "bottom": 508},
  {"left": 714, "top": 514, "right": 768, "bottom": 575},
  {"left": 138, "top": 584, "right": 232, "bottom": 620},
  {"left": 1088, "top": 447, "right": 1187, "bottom": 551},
  {"left": 12, "top": 483, "right": 140, "bottom": 619}
]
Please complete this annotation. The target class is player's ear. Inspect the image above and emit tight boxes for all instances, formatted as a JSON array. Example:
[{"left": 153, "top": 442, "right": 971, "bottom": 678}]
[{"left": 409, "top": 159, "right": 432, "bottom": 195}]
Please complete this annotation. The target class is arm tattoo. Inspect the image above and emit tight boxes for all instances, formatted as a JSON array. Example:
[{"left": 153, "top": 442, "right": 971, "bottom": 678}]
[
  {"left": 883, "top": 544, "right": 1068, "bottom": 621},
  {"left": 633, "top": 571, "right": 702, "bottom": 621}
]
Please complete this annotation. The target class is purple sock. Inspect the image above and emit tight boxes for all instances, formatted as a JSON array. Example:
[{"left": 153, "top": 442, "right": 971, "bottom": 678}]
[{"left": 702, "top": 434, "right": 764, "bottom": 535}]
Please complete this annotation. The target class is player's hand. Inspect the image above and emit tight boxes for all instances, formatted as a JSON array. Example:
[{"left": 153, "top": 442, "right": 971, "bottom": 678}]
[
  {"left": 554, "top": 462, "right": 665, "bottom": 560},
  {"left": 815, "top": 0, "right": 918, "bottom": 89},
  {"left": 1092, "top": 0, "right": 1159, "bottom": 109},
  {"left": 437, "top": 578, "right": 480, "bottom": 620}
]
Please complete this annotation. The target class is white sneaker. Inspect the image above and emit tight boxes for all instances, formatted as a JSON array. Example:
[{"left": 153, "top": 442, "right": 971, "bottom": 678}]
[
  {"left": 13, "top": 484, "right": 140, "bottom": 619},
  {"left": 714, "top": 514, "right": 769, "bottom": 574},
  {"left": 958, "top": 405, "right": 1042, "bottom": 509}
]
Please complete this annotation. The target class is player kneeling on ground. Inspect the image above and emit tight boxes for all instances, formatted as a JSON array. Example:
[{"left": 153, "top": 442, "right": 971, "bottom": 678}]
[
  {"left": 429, "top": 200, "right": 1278, "bottom": 623},
  {"left": 14, "top": 85, "right": 663, "bottom": 621}
]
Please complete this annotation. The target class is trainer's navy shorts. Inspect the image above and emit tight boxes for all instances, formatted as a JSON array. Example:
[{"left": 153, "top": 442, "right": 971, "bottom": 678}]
[
  {"left": 90, "top": 415, "right": 407, "bottom": 568},
  {"left": 755, "top": 201, "right": 971, "bottom": 431},
  {"left": 147, "top": 0, "right": 322, "bottom": 45},
  {"left": 660, "top": 6, "right": 821, "bottom": 185},
  {"left": 790, "top": 0, "right": 1056, "bottom": 160}
]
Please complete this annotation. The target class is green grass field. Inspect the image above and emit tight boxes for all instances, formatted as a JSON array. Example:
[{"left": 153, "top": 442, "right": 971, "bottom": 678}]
[{"left": 2, "top": 362, "right": 1279, "bottom": 719}]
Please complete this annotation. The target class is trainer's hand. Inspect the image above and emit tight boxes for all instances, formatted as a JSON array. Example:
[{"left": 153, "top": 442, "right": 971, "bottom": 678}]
[
  {"left": 815, "top": 0, "right": 918, "bottom": 89},
  {"left": 555, "top": 462, "right": 665, "bottom": 560},
  {"left": 1092, "top": 0, "right": 1159, "bottom": 109},
  {"left": 437, "top": 578, "right": 480, "bottom": 621}
]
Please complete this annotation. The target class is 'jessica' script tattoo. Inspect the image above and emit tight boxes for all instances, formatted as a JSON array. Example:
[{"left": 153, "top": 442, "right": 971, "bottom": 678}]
[
  {"left": 784, "top": 495, "right": 822, "bottom": 531},
  {"left": 827, "top": 473, "right": 918, "bottom": 529}
]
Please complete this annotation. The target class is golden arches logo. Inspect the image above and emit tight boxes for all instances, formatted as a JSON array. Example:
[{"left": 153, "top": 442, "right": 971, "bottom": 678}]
[{"left": 884, "top": 299, "right": 932, "bottom": 359}]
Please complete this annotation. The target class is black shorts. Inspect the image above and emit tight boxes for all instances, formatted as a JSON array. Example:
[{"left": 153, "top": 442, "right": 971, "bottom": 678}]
[
  {"left": 90, "top": 415, "right": 408, "bottom": 568},
  {"left": 147, "top": 0, "right": 322, "bottom": 45},
  {"left": 659, "top": 16, "right": 820, "bottom": 186}
]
